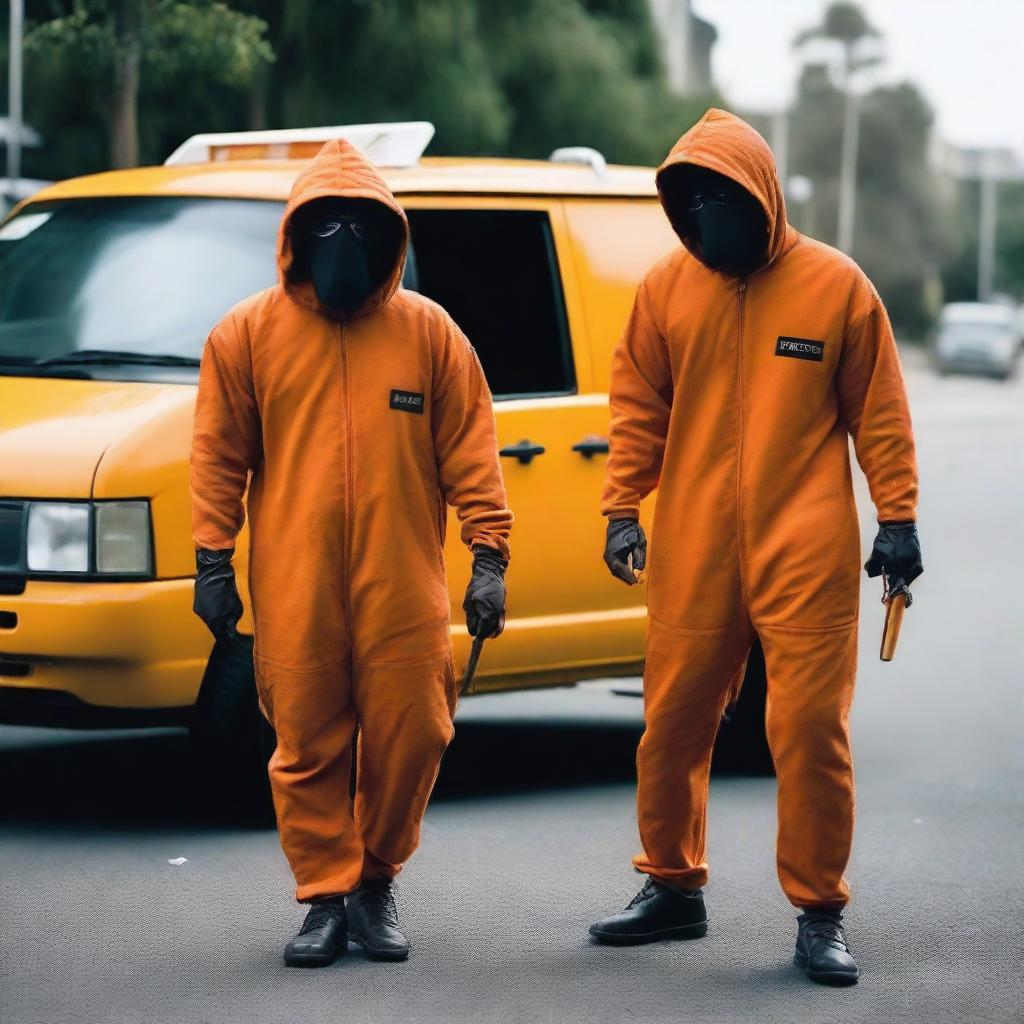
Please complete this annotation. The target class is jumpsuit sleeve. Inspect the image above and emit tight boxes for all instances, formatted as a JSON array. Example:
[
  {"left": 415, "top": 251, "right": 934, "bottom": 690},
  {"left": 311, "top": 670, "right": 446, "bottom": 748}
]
[
  {"left": 432, "top": 315, "right": 513, "bottom": 561},
  {"left": 836, "top": 285, "right": 919, "bottom": 524},
  {"left": 600, "top": 278, "right": 673, "bottom": 521},
  {"left": 190, "top": 317, "right": 262, "bottom": 550}
]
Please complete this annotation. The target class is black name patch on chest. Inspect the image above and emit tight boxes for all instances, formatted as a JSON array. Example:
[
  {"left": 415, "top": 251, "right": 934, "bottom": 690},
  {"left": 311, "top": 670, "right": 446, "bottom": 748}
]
[
  {"left": 775, "top": 336, "right": 825, "bottom": 362},
  {"left": 390, "top": 388, "right": 425, "bottom": 414}
]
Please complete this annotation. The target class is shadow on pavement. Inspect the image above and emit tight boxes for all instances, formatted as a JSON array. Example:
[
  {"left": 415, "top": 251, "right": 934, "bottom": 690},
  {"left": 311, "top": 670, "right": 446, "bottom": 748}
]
[
  {"left": 0, "top": 667, "right": 768, "bottom": 826},
  {"left": 0, "top": 717, "right": 647, "bottom": 829},
  {"left": 434, "top": 720, "right": 643, "bottom": 800},
  {"left": 0, "top": 728, "right": 204, "bottom": 830}
]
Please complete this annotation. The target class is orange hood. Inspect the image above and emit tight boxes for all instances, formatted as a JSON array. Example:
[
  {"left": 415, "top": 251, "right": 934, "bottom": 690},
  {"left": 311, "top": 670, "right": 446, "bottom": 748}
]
[
  {"left": 656, "top": 108, "right": 794, "bottom": 270},
  {"left": 275, "top": 138, "right": 409, "bottom": 319}
]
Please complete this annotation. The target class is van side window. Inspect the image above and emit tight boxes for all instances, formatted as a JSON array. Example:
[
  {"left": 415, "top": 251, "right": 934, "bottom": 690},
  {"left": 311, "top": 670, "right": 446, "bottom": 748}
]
[{"left": 405, "top": 209, "right": 575, "bottom": 399}]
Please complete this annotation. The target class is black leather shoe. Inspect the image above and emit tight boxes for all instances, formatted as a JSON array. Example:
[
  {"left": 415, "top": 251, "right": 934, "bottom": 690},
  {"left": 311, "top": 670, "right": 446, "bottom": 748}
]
[
  {"left": 347, "top": 880, "right": 410, "bottom": 961},
  {"left": 283, "top": 897, "right": 348, "bottom": 967},
  {"left": 794, "top": 910, "right": 859, "bottom": 986},
  {"left": 589, "top": 877, "right": 708, "bottom": 945}
]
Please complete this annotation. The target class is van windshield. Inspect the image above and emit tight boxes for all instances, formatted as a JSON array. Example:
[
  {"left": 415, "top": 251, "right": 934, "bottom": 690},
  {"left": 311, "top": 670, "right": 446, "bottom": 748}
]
[{"left": 0, "top": 196, "right": 283, "bottom": 376}]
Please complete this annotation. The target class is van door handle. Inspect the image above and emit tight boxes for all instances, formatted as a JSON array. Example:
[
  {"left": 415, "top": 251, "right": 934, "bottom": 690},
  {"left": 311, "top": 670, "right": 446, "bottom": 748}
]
[
  {"left": 500, "top": 439, "right": 546, "bottom": 465},
  {"left": 572, "top": 437, "right": 609, "bottom": 458}
]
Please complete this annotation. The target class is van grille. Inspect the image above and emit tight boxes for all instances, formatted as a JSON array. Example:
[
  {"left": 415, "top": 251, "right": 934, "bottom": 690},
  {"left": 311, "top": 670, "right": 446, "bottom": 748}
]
[{"left": 0, "top": 501, "right": 25, "bottom": 569}]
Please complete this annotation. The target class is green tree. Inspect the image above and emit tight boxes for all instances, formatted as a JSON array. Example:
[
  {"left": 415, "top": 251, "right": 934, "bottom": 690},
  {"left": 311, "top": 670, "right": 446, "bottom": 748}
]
[
  {"left": 472, "top": 0, "right": 710, "bottom": 164},
  {"left": 943, "top": 179, "right": 1024, "bottom": 303},
  {"left": 11, "top": 0, "right": 712, "bottom": 177},
  {"left": 789, "top": 6, "right": 953, "bottom": 335},
  {"left": 794, "top": 1, "right": 879, "bottom": 56},
  {"left": 794, "top": 1, "right": 882, "bottom": 256},
  {"left": 223, "top": 0, "right": 713, "bottom": 164},
  {"left": 228, "top": 0, "right": 510, "bottom": 155},
  {"left": 19, "top": 0, "right": 272, "bottom": 175},
  {"left": 994, "top": 183, "right": 1024, "bottom": 298}
]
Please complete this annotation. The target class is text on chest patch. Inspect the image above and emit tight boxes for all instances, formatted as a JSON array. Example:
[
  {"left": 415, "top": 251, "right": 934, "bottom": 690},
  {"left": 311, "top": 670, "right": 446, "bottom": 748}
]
[
  {"left": 390, "top": 388, "right": 425, "bottom": 413},
  {"left": 775, "top": 336, "right": 825, "bottom": 362}
]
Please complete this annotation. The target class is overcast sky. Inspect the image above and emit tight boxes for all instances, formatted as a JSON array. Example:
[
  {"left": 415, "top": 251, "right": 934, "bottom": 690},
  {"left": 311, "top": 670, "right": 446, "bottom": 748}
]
[{"left": 692, "top": 0, "right": 1024, "bottom": 157}]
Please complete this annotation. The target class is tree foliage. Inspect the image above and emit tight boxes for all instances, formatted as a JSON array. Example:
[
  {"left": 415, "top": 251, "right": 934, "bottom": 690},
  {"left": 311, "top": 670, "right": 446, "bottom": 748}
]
[
  {"left": 788, "top": 66, "right": 954, "bottom": 334},
  {"left": 788, "top": 5, "right": 955, "bottom": 335},
  {"left": 12, "top": 0, "right": 1003, "bottom": 328},
  {"left": 794, "top": 1, "right": 878, "bottom": 50},
  {"left": 9, "top": 0, "right": 713, "bottom": 176},
  {"left": 942, "top": 179, "right": 1024, "bottom": 303},
  {"left": 230, "top": 0, "right": 714, "bottom": 164},
  {"left": 992, "top": 184, "right": 1024, "bottom": 299},
  {"left": 17, "top": 0, "right": 273, "bottom": 175}
]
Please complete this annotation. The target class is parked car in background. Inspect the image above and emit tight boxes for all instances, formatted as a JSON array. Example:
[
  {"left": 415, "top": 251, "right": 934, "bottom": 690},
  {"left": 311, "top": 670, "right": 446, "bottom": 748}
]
[{"left": 932, "top": 301, "right": 1021, "bottom": 379}]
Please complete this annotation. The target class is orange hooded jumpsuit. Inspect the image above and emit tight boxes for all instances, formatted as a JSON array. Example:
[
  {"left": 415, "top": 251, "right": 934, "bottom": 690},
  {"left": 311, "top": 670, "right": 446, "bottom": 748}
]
[
  {"left": 602, "top": 110, "right": 918, "bottom": 910},
  {"left": 190, "top": 139, "right": 512, "bottom": 901}
]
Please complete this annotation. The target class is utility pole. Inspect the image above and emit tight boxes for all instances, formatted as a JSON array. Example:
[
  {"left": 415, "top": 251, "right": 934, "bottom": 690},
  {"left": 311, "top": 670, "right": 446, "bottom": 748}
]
[
  {"left": 837, "top": 83, "right": 860, "bottom": 254},
  {"left": 938, "top": 144, "right": 1023, "bottom": 305},
  {"left": 7, "top": 0, "right": 24, "bottom": 188},
  {"left": 771, "top": 110, "right": 789, "bottom": 193},
  {"left": 794, "top": 25, "right": 880, "bottom": 256},
  {"left": 834, "top": 37, "right": 866, "bottom": 256},
  {"left": 977, "top": 151, "right": 997, "bottom": 303}
]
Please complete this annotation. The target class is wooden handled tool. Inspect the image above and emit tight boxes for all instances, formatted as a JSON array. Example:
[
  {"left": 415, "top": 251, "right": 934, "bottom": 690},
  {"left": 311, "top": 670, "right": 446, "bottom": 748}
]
[
  {"left": 459, "top": 634, "right": 486, "bottom": 697},
  {"left": 459, "top": 612, "right": 504, "bottom": 696},
  {"left": 880, "top": 589, "right": 909, "bottom": 662}
]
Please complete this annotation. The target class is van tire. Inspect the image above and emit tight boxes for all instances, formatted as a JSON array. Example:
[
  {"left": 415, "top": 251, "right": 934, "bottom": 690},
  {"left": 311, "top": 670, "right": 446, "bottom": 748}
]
[
  {"left": 189, "top": 632, "right": 276, "bottom": 825},
  {"left": 711, "top": 638, "right": 774, "bottom": 776}
]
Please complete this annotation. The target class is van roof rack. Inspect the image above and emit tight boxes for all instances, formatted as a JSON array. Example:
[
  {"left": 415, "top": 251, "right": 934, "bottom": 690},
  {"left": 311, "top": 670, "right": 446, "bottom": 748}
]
[
  {"left": 165, "top": 121, "right": 435, "bottom": 168},
  {"left": 549, "top": 146, "right": 607, "bottom": 178}
]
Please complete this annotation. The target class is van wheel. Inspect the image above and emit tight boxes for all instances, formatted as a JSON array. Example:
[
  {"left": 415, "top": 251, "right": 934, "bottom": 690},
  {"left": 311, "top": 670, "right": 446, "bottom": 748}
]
[
  {"left": 711, "top": 638, "right": 774, "bottom": 776},
  {"left": 189, "top": 632, "right": 276, "bottom": 825}
]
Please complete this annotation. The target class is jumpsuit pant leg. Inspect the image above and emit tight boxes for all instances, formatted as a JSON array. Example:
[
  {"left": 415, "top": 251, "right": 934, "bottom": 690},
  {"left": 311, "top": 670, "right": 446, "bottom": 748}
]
[
  {"left": 633, "top": 616, "right": 754, "bottom": 887},
  {"left": 759, "top": 621, "right": 858, "bottom": 911},
  {"left": 255, "top": 656, "right": 364, "bottom": 902},
  {"left": 353, "top": 651, "right": 458, "bottom": 885}
]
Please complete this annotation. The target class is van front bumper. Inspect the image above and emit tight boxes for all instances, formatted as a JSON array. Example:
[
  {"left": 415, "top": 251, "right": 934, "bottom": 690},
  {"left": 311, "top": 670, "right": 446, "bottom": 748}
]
[{"left": 0, "top": 577, "right": 216, "bottom": 716}]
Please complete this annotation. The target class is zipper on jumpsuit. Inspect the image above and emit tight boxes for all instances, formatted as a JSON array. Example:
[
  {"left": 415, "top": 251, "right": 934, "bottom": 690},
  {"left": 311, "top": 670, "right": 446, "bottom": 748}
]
[
  {"left": 734, "top": 280, "right": 750, "bottom": 608},
  {"left": 725, "top": 280, "right": 753, "bottom": 717},
  {"left": 339, "top": 323, "right": 353, "bottom": 654}
]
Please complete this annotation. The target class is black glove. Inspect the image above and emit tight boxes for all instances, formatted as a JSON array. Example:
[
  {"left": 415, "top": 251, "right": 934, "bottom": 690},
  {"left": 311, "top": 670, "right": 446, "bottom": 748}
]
[
  {"left": 604, "top": 517, "right": 646, "bottom": 585},
  {"left": 193, "top": 547, "right": 244, "bottom": 640},
  {"left": 463, "top": 546, "right": 507, "bottom": 638},
  {"left": 864, "top": 522, "right": 923, "bottom": 592}
]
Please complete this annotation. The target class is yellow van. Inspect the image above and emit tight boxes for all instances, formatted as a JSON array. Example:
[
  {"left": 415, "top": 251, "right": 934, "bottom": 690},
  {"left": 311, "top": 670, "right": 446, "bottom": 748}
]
[{"left": 0, "top": 123, "right": 770, "bottom": 791}]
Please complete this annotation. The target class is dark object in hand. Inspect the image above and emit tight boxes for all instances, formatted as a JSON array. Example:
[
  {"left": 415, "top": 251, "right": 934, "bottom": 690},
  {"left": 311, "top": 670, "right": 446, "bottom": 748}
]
[
  {"left": 193, "top": 546, "right": 244, "bottom": 640},
  {"left": 864, "top": 521, "right": 923, "bottom": 593},
  {"left": 463, "top": 546, "right": 507, "bottom": 638},
  {"left": 604, "top": 517, "right": 647, "bottom": 585}
]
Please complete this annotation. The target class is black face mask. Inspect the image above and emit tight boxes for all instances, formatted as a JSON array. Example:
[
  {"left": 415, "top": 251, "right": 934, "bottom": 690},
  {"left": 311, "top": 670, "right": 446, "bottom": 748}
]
[
  {"left": 293, "top": 199, "right": 395, "bottom": 318},
  {"left": 309, "top": 226, "right": 372, "bottom": 317},
  {"left": 666, "top": 166, "right": 769, "bottom": 278},
  {"left": 695, "top": 199, "right": 768, "bottom": 277}
]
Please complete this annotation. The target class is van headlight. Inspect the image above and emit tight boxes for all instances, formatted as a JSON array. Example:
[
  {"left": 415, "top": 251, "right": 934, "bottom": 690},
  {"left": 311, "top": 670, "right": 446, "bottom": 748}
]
[
  {"left": 26, "top": 500, "right": 152, "bottom": 577},
  {"left": 27, "top": 503, "right": 90, "bottom": 572},
  {"left": 95, "top": 502, "right": 152, "bottom": 574}
]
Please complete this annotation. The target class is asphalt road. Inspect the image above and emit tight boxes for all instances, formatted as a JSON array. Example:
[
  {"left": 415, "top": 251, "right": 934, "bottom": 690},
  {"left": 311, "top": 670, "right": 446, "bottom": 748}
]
[{"left": 2, "top": 351, "right": 1022, "bottom": 1024}]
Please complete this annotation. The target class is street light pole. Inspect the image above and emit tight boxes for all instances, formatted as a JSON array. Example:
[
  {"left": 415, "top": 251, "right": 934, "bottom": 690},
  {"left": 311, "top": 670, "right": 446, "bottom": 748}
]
[
  {"left": 771, "top": 110, "right": 789, "bottom": 196},
  {"left": 836, "top": 60, "right": 860, "bottom": 254},
  {"left": 977, "top": 151, "right": 997, "bottom": 303}
]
